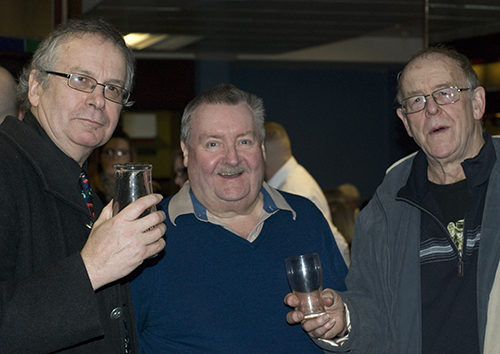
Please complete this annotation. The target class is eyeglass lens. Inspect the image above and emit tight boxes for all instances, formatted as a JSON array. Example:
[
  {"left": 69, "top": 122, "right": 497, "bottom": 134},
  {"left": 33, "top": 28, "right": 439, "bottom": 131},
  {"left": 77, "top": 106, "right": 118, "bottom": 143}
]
[
  {"left": 403, "top": 87, "right": 464, "bottom": 114},
  {"left": 68, "top": 73, "right": 129, "bottom": 104}
]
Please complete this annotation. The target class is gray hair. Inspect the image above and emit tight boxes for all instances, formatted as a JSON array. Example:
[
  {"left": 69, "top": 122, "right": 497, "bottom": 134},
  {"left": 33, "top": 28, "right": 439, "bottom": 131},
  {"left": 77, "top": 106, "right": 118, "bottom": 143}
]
[
  {"left": 18, "top": 18, "right": 135, "bottom": 111},
  {"left": 180, "top": 83, "right": 266, "bottom": 144},
  {"left": 396, "top": 45, "right": 481, "bottom": 105}
]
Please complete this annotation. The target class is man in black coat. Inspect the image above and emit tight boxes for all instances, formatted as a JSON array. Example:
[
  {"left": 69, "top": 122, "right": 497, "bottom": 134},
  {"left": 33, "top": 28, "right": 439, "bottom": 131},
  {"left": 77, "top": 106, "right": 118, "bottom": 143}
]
[{"left": 0, "top": 19, "right": 166, "bottom": 353}]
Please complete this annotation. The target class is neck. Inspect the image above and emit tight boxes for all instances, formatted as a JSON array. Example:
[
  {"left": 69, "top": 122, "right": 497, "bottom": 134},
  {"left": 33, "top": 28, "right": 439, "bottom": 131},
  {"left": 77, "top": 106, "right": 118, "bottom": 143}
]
[
  {"left": 426, "top": 132, "right": 484, "bottom": 185},
  {"left": 427, "top": 163, "right": 466, "bottom": 184},
  {"left": 208, "top": 193, "right": 264, "bottom": 239},
  {"left": 30, "top": 108, "right": 91, "bottom": 167}
]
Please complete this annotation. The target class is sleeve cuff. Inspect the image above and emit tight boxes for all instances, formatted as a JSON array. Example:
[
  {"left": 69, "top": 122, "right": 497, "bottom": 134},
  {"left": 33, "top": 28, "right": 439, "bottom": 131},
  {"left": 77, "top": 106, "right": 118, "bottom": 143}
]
[{"left": 317, "top": 302, "right": 351, "bottom": 347}]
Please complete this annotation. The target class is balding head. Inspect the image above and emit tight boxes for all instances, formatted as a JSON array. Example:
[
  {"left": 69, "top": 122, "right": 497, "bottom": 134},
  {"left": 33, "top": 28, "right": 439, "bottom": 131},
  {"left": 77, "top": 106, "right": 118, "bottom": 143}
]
[
  {"left": 0, "top": 67, "right": 19, "bottom": 123},
  {"left": 264, "top": 121, "right": 292, "bottom": 181}
]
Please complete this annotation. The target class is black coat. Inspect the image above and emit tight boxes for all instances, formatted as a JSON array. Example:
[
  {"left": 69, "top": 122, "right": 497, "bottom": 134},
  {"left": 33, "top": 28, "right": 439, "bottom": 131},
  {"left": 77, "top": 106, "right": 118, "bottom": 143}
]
[{"left": 0, "top": 114, "right": 138, "bottom": 353}]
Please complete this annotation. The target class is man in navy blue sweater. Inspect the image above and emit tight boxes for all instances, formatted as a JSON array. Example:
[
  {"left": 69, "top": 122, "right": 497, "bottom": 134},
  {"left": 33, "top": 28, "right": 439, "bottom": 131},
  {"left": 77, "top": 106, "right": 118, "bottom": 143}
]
[{"left": 131, "top": 83, "right": 348, "bottom": 353}]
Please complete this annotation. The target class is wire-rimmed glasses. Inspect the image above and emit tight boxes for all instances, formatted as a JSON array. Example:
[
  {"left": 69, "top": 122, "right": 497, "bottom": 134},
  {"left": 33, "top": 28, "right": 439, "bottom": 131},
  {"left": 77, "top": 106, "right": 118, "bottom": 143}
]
[
  {"left": 43, "top": 70, "right": 131, "bottom": 106},
  {"left": 102, "top": 148, "right": 130, "bottom": 158},
  {"left": 401, "top": 86, "right": 470, "bottom": 114}
]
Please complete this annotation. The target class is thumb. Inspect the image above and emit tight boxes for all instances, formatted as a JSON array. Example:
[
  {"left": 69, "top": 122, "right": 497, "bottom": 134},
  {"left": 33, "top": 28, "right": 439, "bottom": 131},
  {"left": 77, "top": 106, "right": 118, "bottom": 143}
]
[{"left": 93, "top": 200, "right": 114, "bottom": 226}]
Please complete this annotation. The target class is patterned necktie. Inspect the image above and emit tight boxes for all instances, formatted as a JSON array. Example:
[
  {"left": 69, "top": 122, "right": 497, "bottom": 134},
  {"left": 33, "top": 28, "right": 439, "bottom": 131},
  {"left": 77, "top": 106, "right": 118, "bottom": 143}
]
[{"left": 79, "top": 171, "right": 96, "bottom": 217}]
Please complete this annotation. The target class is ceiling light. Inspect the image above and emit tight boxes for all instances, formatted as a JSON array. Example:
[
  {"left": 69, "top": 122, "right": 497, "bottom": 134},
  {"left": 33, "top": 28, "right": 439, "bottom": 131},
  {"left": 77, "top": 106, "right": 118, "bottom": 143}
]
[
  {"left": 149, "top": 35, "right": 203, "bottom": 51},
  {"left": 124, "top": 33, "right": 169, "bottom": 50}
]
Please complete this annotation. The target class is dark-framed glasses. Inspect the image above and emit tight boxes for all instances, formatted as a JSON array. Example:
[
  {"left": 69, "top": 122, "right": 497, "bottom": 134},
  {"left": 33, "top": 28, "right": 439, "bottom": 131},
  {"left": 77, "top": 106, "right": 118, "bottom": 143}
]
[
  {"left": 401, "top": 86, "right": 470, "bottom": 114},
  {"left": 43, "top": 71, "right": 131, "bottom": 106}
]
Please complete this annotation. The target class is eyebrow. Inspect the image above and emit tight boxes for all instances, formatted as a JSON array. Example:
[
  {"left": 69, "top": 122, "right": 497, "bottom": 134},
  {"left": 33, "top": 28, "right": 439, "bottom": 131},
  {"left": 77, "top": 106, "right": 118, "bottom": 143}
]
[
  {"left": 199, "top": 130, "right": 257, "bottom": 141},
  {"left": 404, "top": 83, "right": 455, "bottom": 97}
]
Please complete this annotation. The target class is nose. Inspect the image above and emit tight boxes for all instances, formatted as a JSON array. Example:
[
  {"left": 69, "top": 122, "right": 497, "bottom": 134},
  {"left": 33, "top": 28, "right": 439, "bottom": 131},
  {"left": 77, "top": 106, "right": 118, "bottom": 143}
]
[
  {"left": 424, "top": 95, "right": 440, "bottom": 116},
  {"left": 86, "top": 84, "right": 106, "bottom": 111},
  {"left": 224, "top": 145, "right": 240, "bottom": 165}
]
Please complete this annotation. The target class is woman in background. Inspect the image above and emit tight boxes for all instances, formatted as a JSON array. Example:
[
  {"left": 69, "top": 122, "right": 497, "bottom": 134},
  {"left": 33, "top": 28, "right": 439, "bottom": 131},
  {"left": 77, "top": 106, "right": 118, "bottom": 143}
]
[{"left": 88, "top": 127, "right": 137, "bottom": 203}]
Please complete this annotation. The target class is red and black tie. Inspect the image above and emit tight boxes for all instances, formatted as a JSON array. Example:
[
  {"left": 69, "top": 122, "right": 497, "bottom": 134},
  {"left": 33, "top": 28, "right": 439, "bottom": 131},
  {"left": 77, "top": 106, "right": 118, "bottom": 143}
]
[{"left": 79, "top": 171, "right": 96, "bottom": 217}]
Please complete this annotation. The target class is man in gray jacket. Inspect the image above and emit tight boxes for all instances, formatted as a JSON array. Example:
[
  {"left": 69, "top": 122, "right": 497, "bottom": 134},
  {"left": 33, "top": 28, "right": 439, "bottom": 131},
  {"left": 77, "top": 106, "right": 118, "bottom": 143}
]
[{"left": 286, "top": 46, "right": 498, "bottom": 353}]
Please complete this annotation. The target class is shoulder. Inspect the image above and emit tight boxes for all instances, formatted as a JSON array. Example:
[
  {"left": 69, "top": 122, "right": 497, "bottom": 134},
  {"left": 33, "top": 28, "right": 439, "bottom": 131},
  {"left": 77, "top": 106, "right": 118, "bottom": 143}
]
[
  {"left": 385, "top": 151, "right": 417, "bottom": 175},
  {"left": 492, "top": 135, "right": 500, "bottom": 151},
  {"left": 0, "top": 125, "right": 32, "bottom": 172},
  {"left": 358, "top": 152, "right": 418, "bottom": 219},
  {"left": 278, "top": 190, "right": 326, "bottom": 220},
  {"left": 278, "top": 189, "right": 316, "bottom": 206},
  {"left": 378, "top": 151, "right": 417, "bottom": 193},
  {"left": 0, "top": 117, "right": 43, "bottom": 164}
]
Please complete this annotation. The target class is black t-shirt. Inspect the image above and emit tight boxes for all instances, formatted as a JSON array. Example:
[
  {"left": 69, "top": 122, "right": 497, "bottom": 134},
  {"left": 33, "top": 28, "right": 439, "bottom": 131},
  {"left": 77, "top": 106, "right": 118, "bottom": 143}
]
[{"left": 421, "top": 180, "right": 479, "bottom": 354}]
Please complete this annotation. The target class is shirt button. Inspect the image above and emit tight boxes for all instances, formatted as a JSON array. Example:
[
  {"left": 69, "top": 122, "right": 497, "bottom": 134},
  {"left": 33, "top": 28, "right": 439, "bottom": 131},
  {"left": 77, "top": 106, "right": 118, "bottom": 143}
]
[{"left": 110, "top": 307, "right": 123, "bottom": 319}]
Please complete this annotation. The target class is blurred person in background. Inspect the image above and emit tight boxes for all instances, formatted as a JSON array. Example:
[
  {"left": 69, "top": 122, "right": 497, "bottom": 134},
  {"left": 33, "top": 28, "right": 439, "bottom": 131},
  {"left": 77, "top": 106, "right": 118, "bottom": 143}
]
[
  {"left": 0, "top": 66, "right": 22, "bottom": 122},
  {"left": 88, "top": 126, "right": 137, "bottom": 202},
  {"left": 338, "top": 183, "right": 361, "bottom": 218},
  {"left": 265, "top": 121, "right": 350, "bottom": 264},
  {"left": 172, "top": 149, "right": 188, "bottom": 188},
  {"left": 323, "top": 188, "right": 355, "bottom": 247}
]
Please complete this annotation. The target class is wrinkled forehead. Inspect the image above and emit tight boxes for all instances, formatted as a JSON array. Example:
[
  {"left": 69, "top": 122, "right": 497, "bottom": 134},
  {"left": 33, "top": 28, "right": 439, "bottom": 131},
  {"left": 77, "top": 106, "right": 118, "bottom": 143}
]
[{"left": 400, "top": 53, "right": 465, "bottom": 94}]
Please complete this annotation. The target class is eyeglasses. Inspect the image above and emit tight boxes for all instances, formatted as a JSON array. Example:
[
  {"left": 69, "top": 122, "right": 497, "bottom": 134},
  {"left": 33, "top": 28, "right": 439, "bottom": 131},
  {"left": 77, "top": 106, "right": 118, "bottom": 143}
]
[
  {"left": 102, "top": 148, "right": 130, "bottom": 158},
  {"left": 43, "top": 71, "right": 131, "bottom": 106},
  {"left": 400, "top": 86, "right": 470, "bottom": 114}
]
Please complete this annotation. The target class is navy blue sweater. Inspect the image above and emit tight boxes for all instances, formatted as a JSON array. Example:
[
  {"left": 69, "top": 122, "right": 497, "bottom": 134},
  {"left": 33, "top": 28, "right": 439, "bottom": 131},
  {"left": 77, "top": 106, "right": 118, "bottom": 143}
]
[{"left": 131, "top": 191, "right": 347, "bottom": 353}]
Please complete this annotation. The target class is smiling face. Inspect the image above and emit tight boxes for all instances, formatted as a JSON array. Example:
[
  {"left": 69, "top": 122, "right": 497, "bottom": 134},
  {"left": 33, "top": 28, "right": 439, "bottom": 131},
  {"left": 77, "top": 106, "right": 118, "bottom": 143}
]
[
  {"left": 397, "top": 53, "right": 485, "bottom": 168},
  {"left": 28, "top": 34, "right": 127, "bottom": 166},
  {"left": 181, "top": 102, "right": 266, "bottom": 215}
]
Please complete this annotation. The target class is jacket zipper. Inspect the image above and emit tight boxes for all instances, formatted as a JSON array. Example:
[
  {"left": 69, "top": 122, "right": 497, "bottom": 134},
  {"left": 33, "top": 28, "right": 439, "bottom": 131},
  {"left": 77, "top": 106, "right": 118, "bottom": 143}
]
[{"left": 396, "top": 197, "right": 464, "bottom": 276}]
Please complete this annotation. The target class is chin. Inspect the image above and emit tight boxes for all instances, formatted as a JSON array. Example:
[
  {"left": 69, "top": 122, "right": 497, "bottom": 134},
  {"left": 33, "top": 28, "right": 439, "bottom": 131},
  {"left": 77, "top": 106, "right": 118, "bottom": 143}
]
[{"left": 217, "top": 189, "right": 251, "bottom": 202}]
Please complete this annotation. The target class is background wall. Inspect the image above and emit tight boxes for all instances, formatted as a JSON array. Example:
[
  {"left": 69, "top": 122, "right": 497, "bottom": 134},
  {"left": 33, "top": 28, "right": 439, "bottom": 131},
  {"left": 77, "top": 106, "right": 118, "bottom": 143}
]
[
  {"left": 196, "top": 59, "right": 416, "bottom": 202},
  {"left": 0, "top": 50, "right": 418, "bottom": 202}
]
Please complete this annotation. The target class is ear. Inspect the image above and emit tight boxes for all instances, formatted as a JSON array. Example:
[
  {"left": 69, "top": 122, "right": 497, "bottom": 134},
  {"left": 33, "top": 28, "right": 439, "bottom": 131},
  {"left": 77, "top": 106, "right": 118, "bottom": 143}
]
[
  {"left": 28, "top": 70, "right": 41, "bottom": 108},
  {"left": 261, "top": 141, "right": 266, "bottom": 162},
  {"left": 397, "top": 107, "right": 413, "bottom": 138},
  {"left": 471, "top": 86, "right": 486, "bottom": 121},
  {"left": 180, "top": 141, "right": 188, "bottom": 167}
]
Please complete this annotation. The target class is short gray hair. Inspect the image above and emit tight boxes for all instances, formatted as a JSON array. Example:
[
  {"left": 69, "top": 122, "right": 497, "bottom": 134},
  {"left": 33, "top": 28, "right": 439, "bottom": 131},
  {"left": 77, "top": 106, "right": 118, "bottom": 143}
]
[
  {"left": 18, "top": 18, "right": 135, "bottom": 111},
  {"left": 396, "top": 45, "right": 481, "bottom": 104},
  {"left": 180, "top": 83, "right": 265, "bottom": 144}
]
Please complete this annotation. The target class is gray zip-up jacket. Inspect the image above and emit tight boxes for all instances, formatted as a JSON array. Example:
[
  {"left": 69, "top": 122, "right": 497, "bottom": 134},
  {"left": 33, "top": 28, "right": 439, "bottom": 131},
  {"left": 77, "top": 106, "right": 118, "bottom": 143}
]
[{"left": 317, "top": 135, "right": 500, "bottom": 353}]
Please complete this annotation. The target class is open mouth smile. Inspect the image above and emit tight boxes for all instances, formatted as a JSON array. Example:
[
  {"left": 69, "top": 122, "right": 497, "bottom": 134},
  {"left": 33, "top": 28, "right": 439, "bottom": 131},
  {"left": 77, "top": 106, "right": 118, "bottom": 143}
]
[
  {"left": 219, "top": 171, "right": 243, "bottom": 177},
  {"left": 217, "top": 166, "right": 245, "bottom": 177}
]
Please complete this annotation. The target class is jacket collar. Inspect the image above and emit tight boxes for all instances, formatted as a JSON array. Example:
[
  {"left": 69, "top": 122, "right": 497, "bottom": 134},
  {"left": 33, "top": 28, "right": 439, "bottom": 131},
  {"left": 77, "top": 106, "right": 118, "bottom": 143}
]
[
  {"left": 397, "top": 131, "right": 496, "bottom": 207},
  {"left": 0, "top": 113, "right": 97, "bottom": 216}
]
